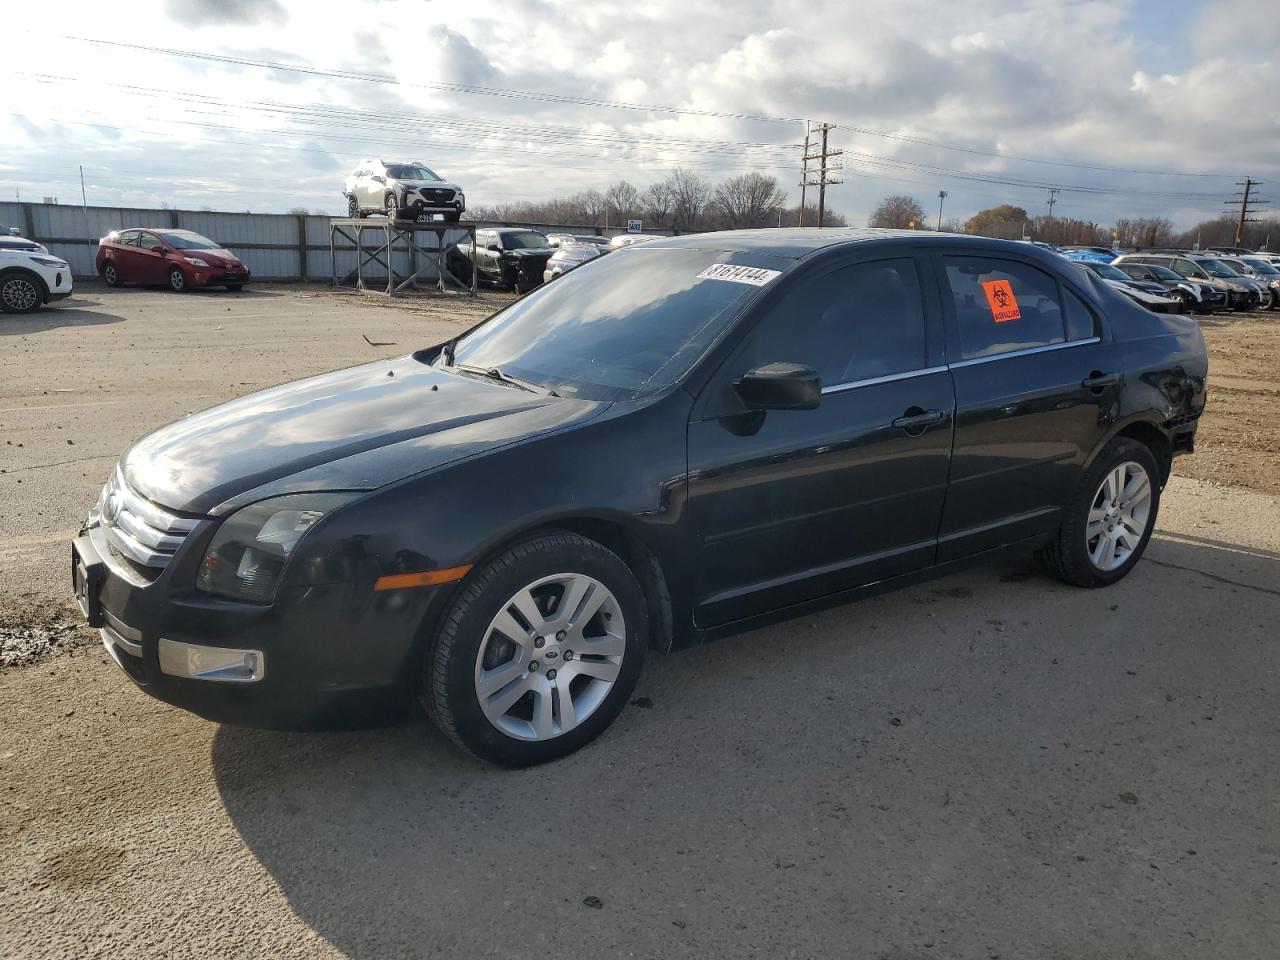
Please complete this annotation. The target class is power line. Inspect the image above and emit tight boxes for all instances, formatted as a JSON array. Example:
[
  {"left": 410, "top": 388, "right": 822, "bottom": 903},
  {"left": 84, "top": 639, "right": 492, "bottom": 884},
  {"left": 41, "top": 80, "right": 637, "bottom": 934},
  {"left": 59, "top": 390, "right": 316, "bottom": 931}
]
[{"left": 41, "top": 32, "right": 1241, "bottom": 181}]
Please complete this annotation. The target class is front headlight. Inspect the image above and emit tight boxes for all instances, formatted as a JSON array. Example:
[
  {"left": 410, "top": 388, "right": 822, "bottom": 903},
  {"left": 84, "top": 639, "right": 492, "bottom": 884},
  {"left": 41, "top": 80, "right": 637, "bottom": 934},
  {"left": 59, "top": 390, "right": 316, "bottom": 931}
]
[
  {"left": 184, "top": 257, "right": 210, "bottom": 267},
  {"left": 29, "top": 255, "right": 67, "bottom": 267},
  {"left": 196, "top": 493, "right": 356, "bottom": 602}
]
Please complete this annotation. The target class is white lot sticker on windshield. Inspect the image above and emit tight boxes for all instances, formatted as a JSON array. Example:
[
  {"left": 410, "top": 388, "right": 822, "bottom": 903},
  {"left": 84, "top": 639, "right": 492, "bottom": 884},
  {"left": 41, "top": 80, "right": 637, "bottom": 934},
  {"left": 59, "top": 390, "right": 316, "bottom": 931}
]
[{"left": 696, "top": 263, "right": 782, "bottom": 286}]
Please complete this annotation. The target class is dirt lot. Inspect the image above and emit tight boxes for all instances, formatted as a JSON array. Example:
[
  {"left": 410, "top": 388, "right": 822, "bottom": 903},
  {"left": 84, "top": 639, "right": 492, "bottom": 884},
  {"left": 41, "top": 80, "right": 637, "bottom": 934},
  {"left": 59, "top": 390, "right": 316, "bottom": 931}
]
[{"left": 1, "top": 285, "right": 1279, "bottom": 958}]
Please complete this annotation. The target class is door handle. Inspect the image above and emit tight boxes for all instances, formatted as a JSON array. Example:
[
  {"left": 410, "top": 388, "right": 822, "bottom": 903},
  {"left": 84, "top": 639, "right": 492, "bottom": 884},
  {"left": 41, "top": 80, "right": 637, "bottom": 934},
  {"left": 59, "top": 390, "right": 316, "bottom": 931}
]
[
  {"left": 891, "top": 408, "right": 947, "bottom": 432},
  {"left": 1081, "top": 371, "right": 1120, "bottom": 391}
]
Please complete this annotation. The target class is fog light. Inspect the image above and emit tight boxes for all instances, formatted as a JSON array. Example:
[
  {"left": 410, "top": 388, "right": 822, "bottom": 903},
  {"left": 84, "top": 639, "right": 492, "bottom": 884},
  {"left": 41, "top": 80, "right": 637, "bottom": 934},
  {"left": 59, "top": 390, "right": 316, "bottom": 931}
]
[{"left": 158, "top": 638, "right": 264, "bottom": 682}]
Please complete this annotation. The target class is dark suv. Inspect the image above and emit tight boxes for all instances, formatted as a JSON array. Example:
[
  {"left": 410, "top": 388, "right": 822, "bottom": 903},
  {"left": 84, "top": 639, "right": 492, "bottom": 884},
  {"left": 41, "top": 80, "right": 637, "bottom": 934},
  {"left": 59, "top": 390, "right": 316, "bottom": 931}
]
[
  {"left": 447, "top": 228, "right": 554, "bottom": 293},
  {"left": 73, "top": 230, "right": 1207, "bottom": 766}
]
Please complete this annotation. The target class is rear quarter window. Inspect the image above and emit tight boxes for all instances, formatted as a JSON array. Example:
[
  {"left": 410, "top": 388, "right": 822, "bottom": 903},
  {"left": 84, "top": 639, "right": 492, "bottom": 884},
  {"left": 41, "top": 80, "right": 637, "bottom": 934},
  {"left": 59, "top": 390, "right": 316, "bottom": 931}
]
[{"left": 943, "top": 257, "right": 1069, "bottom": 360}]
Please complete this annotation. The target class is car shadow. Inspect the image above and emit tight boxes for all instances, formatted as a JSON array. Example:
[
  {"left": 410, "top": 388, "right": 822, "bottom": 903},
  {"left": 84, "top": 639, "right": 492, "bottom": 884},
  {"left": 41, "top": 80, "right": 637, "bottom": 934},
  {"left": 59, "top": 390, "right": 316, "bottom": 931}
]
[
  {"left": 0, "top": 298, "right": 124, "bottom": 335},
  {"left": 210, "top": 541, "right": 1280, "bottom": 957}
]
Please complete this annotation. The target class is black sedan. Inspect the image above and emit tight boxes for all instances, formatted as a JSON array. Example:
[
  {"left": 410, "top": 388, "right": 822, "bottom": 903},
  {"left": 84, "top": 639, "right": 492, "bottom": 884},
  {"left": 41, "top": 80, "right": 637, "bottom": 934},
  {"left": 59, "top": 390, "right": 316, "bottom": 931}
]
[
  {"left": 448, "top": 227, "right": 553, "bottom": 293},
  {"left": 74, "top": 230, "right": 1207, "bottom": 766}
]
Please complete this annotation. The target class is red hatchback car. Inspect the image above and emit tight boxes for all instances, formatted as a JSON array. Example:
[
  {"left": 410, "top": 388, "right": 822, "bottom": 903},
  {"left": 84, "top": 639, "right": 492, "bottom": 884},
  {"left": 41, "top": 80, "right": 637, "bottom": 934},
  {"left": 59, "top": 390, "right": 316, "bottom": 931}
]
[{"left": 96, "top": 229, "right": 251, "bottom": 292}]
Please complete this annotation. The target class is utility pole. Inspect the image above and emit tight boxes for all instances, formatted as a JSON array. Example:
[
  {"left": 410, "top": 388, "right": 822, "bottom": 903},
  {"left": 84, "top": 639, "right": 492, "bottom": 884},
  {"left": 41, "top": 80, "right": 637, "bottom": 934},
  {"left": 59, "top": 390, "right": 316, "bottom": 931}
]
[
  {"left": 936, "top": 190, "right": 948, "bottom": 231},
  {"left": 1227, "top": 178, "right": 1266, "bottom": 246},
  {"left": 79, "top": 165, "right": 87, "bottom": 209},
  {"left": 798, "top": 121, "right": 810, "bottom": 227},
  {"left": 800, "top": 122, "right": 842, "bottom": 227},
  {"left": 1045, "top": 187, "right": 1059, "bottom": 220}
]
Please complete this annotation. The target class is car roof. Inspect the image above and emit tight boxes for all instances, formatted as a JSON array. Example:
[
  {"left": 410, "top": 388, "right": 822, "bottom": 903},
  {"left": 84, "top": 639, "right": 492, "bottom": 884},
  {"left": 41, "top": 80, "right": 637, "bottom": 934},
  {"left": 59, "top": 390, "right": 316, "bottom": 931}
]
[{"left": 640, "top": 227, "right": 1063, "bottom": 261}]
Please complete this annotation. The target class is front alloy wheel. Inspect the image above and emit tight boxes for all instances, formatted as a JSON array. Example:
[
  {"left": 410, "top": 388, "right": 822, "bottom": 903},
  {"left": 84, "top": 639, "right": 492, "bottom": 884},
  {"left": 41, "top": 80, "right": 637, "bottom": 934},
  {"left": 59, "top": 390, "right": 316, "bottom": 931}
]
[
  {"left": 385, "top": 194, "right": 400, "bottom": 219},
  {"left": 423, "top": 532, "right": 647, "bottom": 766},
  {"left": 1, "top": 275, "right": 42, "bottom": 313},
  {"left": 474, "top": 573, "right": 626, "bottom": 742},
  {"left": 168, "top": 267, "right": 186, "bottom": 292}
]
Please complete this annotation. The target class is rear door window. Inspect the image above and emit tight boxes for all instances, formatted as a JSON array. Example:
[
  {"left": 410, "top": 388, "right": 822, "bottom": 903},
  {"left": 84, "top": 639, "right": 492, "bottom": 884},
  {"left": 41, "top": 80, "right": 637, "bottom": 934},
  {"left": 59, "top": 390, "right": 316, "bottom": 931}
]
[
  {"left": 116, "top": 230, "right": 140, "bottom": 247},
  {"left": 942, "top": 257, "right": 1068, "bottom": 360}
]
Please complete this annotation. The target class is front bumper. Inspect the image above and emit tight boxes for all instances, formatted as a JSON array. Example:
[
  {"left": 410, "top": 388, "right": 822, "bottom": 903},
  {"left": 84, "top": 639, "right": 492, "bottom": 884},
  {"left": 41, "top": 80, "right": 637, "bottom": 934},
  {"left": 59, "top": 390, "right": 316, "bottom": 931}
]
[
  {"left": 404, "top": 188, "right": 464, "bottom": 218},
  {"left": 73, "top": 521, "right": 443, "bottom": 729},
  {"left": 187, "top": 264, "right": 251, "bottom": 288}
]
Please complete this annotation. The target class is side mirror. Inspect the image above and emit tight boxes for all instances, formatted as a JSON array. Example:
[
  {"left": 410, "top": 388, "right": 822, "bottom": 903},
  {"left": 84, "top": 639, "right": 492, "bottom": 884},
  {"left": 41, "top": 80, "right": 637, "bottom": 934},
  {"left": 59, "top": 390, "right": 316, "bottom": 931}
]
[
  {"left": 734, "top": 362, "right": 821, "bottom": 411},
  {"left": 8, "top": 227, "right": 19, "bottom": 236}
]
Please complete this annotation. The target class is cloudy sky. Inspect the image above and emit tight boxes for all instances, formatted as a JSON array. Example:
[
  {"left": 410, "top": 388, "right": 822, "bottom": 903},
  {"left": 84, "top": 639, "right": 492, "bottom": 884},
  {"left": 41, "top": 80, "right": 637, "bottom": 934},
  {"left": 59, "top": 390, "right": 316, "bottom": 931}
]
[{"left": 3, "top": 0, "right": 1277, "bottom": 228}]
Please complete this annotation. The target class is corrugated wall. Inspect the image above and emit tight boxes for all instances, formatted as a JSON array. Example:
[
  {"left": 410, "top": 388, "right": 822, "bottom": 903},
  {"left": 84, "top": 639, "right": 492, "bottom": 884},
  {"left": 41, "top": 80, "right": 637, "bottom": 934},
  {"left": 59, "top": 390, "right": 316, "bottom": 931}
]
[{"left": 3, "top": 203, "right": 680, "bottom": 281}]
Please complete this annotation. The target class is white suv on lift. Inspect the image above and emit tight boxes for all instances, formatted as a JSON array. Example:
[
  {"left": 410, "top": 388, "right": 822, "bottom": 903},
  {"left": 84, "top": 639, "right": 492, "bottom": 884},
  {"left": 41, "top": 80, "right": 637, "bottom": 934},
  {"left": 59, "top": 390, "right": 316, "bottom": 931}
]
[{"left": 342, "top": 159, "right": 465, "bottom": 221}]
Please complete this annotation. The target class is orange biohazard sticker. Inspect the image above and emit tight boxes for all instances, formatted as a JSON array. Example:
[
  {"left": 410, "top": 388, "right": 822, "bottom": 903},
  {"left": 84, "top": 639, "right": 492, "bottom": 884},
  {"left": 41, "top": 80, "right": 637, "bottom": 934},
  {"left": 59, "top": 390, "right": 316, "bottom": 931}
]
[{"left": 981, "top": 279, "right": 1022, "bottom": 323}]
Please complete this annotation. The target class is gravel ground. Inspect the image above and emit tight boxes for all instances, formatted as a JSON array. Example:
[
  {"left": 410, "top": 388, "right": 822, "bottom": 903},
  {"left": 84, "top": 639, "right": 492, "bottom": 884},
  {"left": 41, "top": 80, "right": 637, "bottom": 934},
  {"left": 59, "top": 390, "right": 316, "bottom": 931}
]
[{"left": 1, "top": 286, "right": 1279, "bottom": 958}]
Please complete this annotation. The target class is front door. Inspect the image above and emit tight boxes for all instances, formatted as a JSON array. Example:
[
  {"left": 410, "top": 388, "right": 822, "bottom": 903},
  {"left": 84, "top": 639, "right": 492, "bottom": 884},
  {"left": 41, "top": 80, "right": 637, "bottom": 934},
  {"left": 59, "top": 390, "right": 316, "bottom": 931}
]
[
  {"left": 934, "top": 253, "right": 1121, "bottom": 560},
  {"left": 687, "top": 255, "right": 954, "bottom": 627},
  {"left": 136, "top": 233, "right": 171, "bottom": 284}
]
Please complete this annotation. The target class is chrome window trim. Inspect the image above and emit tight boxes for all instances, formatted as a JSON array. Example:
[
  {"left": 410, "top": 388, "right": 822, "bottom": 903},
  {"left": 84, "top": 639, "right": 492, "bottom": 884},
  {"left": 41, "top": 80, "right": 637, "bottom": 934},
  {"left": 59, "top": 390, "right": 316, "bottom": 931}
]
[
  {"left": 948, "top": 337, "right": 1100, "bottom": 369},
  {"left": 821, "top": 365, "right": 948, "bottom": 396}
]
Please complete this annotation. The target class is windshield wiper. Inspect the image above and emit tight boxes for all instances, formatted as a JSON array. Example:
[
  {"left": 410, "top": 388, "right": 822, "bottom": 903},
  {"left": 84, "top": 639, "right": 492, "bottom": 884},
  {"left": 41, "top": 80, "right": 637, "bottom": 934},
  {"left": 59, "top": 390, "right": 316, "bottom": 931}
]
[{"left": 454, "top": 363, "right": 559, "bottom": 397}]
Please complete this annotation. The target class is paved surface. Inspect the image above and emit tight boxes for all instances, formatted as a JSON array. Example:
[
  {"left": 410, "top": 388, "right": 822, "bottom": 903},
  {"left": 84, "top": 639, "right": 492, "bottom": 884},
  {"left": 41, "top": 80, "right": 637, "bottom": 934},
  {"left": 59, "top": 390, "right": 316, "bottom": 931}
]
[{"left": 2, "top": 286, "right": 1279, "bottom": 958}]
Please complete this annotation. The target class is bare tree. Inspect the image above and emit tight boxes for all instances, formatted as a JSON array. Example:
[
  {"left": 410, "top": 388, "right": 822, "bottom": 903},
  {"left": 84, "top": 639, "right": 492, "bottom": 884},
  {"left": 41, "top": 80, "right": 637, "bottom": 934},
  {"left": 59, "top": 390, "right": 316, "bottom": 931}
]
[
  {"left": 572, "top": 189, "right": 607, "bottom": 225},
  {"left": 869, "top": 195, "right": 927, "bottom": 229},
  {"left": 640, "top": 180, "right": 675, "bottom": 227},
  {"left": 666, "top": 168, "right": 713, "bottom": 230},
  {"left": 712, "top": 173, "right": 788, "bottom": 229},
  {"left": 1112, "top": 216, "right": 1175, "bottom": 248},
  {"left": 605, "top": 180, "right": 641, "bottom": 226},
  {"left": 963, "top": 204, "right": 1030, "bottom": 239}
]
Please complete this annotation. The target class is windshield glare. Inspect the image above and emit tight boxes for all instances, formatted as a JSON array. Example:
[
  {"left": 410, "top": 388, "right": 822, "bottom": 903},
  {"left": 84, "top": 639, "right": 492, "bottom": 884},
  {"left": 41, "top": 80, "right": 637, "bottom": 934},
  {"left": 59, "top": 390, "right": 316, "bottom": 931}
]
[
  {"left": 1244, "top": 259, "right": 1279, "bottom": 275},
  {"left": 503, "top": 231, "right": 550, "bottom": 250},
  {"left": 1198, "top": 259, "right": 1240, "bottom": 278},
  {"left": 161, "top": 232, "right": 221, "bottom": 250},
  {"left": 386, "top": 164, "right": 441, "bottom": 181},
  {"left": 1147, "top": 264, "right": 1182, "bottom": 281},
  {"left": 1091, "top": 263, "right": 1130, "bottom": 282},
  {"left": 444, "top": 248, "right": 782, "bottom": 401}
]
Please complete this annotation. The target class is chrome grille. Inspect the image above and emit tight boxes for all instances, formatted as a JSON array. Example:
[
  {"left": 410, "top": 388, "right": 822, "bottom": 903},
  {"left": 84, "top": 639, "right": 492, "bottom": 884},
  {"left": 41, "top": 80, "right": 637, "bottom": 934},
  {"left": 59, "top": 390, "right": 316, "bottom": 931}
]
[{"left": 98, "top": 467, "right": 200, "bottom": 570}]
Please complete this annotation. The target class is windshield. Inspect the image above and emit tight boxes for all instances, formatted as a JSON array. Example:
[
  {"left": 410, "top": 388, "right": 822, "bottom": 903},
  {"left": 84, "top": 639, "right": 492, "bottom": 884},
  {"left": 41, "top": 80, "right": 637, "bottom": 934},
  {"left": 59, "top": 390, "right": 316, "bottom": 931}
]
[
  {"left": 160, "top": 231, "right": 221, "bottom": 250},
  {"left": 386, "top": 164, "right": 441, "bottom": 181},
  {"left": 1089, "top": 263, "right": 1131, "bottom": 282},
  {"left": 502, "top": 231, "right": 550, "bottom": 250},
  {"left": 444, "top": 248, "right": 783, "bottom": 401},
  {"left": 1197, "top": 258, "right": 1241, "bottom": 278},
  {"left": 1244, "top": 258, "right": 1279, "bottom": 275},
  {"left": 554, "top": 246, "right": 598, "bottom": 262}
]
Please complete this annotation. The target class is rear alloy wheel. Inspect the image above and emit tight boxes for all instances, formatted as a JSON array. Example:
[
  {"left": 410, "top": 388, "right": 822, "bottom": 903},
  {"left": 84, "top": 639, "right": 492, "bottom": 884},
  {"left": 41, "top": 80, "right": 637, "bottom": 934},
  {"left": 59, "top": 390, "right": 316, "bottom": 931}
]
[
  {"left": 0, "top": 274, "right": 42, "bottom": 313},
  {"left": 101, "top": 262, "right": 122, "bottom": 287},
  {"left": 423, "top": 532, "right": 647, "bottom": 766},
  {"left": 1039, "top": 437, "right": 1160, "bottom": 587},
  {"left": 168, "top": 267, "right": 187, "bottom": 292}
]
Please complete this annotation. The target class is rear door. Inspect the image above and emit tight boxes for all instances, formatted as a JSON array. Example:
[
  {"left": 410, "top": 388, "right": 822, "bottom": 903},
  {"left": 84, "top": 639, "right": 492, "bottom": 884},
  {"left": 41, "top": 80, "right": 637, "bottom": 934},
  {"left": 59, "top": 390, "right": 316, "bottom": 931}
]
[
  {"left": 934, "top": 253, "right": 1119, "bottom": 560},
  {"left": 111, "top": 230, "right": 147, "bottom": 282},
  {"left": 687, "top": 253, "right": 954, "bottom": 626}
]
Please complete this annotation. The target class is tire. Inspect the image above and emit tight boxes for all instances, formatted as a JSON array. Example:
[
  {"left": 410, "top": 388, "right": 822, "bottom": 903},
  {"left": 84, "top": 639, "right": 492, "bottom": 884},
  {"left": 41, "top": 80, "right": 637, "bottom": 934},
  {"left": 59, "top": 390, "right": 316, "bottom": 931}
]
[
  {"left": 0, "top": 271, "right": 45, "bottom": 314},
  {"left": 346, "top": 194, "right": 359, "bottom": 218},
  {"left": 423, "top": 532, "right": 648, "bottom": 767},
  {"left": 168, "top": 267, "right": 187, "bottom": 292},
  {"left": 385, "top": 193, "right": 400, "bottom": 220},
  {"left": 101, "top": 261, "right": 123, "bottom": 287},
  {"left": 1038, "top": 437, "right": 1161, "bottom": 588}
]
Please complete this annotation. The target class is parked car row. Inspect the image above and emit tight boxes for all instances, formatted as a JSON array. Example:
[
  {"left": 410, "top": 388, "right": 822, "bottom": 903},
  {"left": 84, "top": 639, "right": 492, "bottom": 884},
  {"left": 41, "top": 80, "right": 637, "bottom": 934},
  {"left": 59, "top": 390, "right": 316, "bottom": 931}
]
[
  {"left": 447, "top": 228, "right": 665, "bottom": 292},
  {"left": 1056, "top": 245, "right": 1278, "bottom": 313}
]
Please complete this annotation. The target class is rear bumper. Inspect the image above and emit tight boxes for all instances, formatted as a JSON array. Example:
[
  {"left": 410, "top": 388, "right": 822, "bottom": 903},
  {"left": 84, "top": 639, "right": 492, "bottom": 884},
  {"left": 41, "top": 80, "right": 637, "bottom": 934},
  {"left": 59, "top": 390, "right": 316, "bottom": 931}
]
[{"left": 74, "top": 523, "right": 447, "bottom": 729}]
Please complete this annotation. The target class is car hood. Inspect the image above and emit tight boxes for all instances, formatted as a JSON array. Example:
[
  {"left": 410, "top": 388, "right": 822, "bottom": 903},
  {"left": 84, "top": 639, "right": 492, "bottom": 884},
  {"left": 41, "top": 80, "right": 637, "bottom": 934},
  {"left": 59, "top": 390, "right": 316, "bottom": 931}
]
[
  {"left": 1103, "top": 279, "right": 1176, "bottom": 304},
  {"left": 184, "top": 247, "right": 241, "bottom": 266},
  {"left": 503, "top": 248, "right": 554, "bottom": 259},
  {"left": 121, "top": 356, "right": 607, "bottom": 516}
]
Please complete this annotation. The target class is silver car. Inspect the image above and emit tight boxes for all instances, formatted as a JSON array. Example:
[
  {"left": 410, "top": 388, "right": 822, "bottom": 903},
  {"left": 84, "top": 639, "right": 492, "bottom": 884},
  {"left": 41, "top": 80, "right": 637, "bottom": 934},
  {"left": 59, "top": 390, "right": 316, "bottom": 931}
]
[
  {"left": 543, "top": 242, "right": 605, "bottom": 283},
  {"left": 343, "top": 158, "right": 465, "bottom": 221}
]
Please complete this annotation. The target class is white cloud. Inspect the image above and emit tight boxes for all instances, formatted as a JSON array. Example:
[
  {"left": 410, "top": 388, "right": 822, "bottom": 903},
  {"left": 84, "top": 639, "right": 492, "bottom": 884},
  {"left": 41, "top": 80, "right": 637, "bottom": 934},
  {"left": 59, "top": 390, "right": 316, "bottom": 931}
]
[{"left": 1, "top": 0, "right": 1274, "bottom": 227}]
